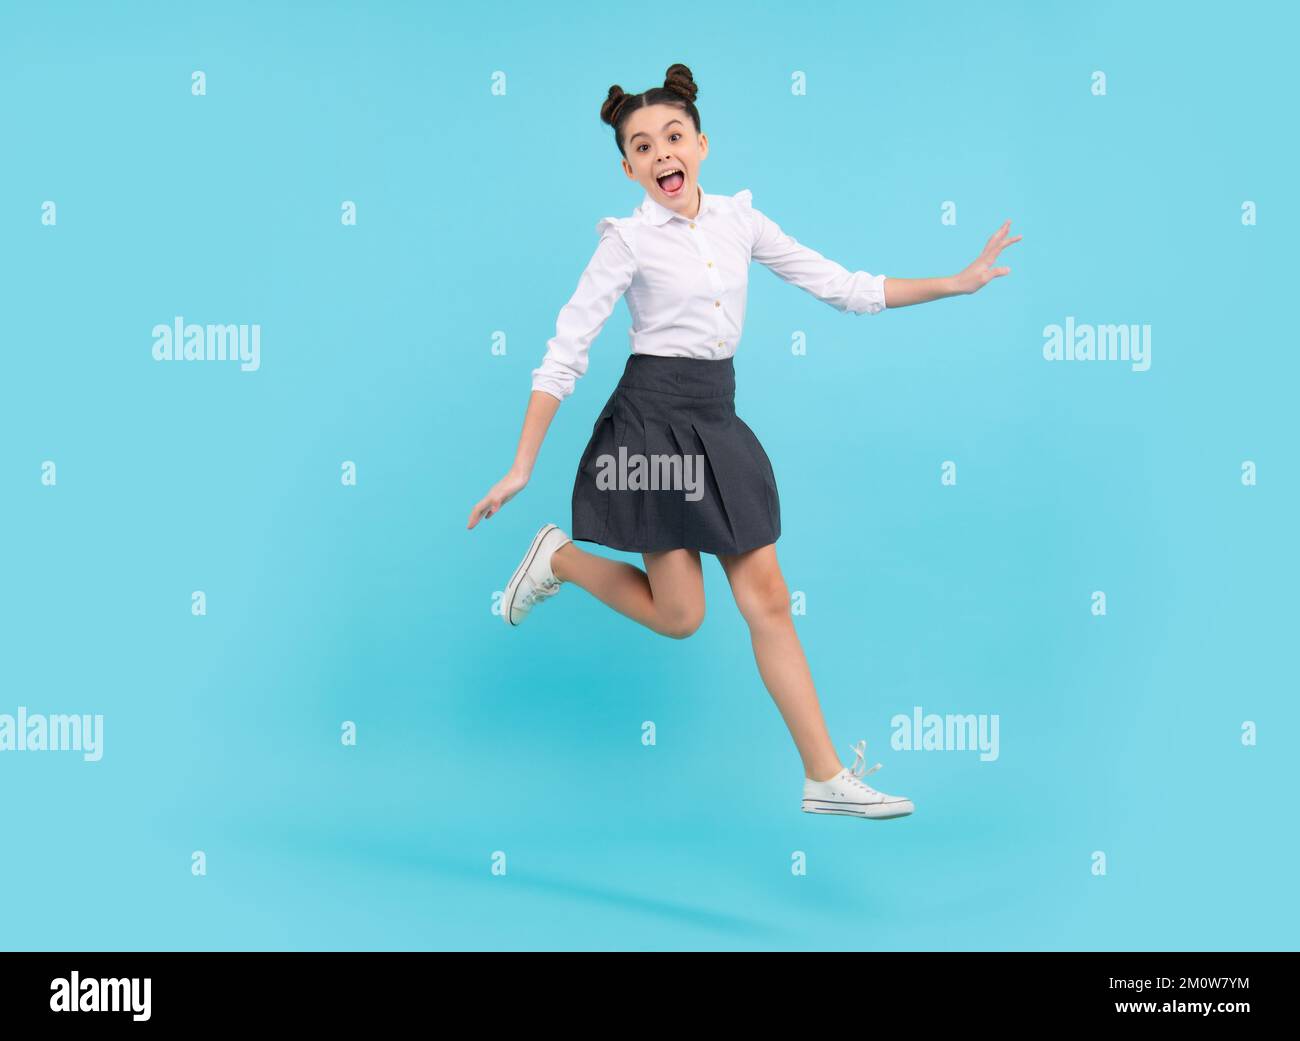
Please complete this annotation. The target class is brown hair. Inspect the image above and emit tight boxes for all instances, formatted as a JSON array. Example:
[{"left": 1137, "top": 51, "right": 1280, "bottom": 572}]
[{"left": 599, "top": 63, "right": 701, "bottom": 157}]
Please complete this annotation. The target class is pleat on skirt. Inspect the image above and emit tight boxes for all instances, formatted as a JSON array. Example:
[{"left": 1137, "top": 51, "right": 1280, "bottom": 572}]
[{"left": 570, "top": 353, "right": 781, "bottom": 556}]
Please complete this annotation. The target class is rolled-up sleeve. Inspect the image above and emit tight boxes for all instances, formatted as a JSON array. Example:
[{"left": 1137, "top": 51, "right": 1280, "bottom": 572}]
[
  {"left": 736, "top": 189, "right": 886, "bottom": 316},
  {"left": 530, "top": 219, "right": 637, "bottom": 402}
]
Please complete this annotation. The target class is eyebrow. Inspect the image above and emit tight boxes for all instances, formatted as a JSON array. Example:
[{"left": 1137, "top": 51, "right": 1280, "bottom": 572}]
[{"left": 628, "top": 119, "right": 684, "bottom": 144}]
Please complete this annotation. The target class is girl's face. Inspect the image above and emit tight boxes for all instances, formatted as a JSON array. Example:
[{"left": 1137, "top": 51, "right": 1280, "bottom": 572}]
[{"left": 621, "top": 103, "right": 708, "bottom": 215}]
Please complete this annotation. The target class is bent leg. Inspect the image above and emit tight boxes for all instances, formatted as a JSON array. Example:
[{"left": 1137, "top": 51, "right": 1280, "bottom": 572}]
[
  {"left": 551, "top": 542, "right": 704, "bottom": 639},
  {"left": 717, "top": 543, "right": 842, "bottom": 780}
]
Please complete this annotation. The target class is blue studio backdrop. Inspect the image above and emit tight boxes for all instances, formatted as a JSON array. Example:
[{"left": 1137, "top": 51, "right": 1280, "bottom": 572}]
[{"left": 2, "top": 0, "right": 1296, "bottom": 950}]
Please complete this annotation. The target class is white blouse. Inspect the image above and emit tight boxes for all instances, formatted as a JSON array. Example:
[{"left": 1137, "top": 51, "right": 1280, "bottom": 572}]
[{"left": 530, "top": 184, "right": 887, "bottom": 402}]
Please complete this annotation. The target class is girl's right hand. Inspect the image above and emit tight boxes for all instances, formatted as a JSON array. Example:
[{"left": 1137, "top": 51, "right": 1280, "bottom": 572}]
[{"left": 467, "top": 468, "right": 529, "bottom": 529}]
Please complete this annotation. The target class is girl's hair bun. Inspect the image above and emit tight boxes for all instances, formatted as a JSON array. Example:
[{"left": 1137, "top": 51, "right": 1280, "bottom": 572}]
[
  {"left": 597, "top": 63, "right": 703, "bottom": 157},
  {"left": 600, "top": 85, "right": 631, "bottom": 127},
  {"left": 662, "top": 63, "right": 698, "bottom": 104}
]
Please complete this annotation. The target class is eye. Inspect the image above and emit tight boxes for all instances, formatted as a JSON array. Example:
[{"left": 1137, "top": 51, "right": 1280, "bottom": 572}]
[{"left": 670, "top": 132, "right": 682, "bottom": 142}]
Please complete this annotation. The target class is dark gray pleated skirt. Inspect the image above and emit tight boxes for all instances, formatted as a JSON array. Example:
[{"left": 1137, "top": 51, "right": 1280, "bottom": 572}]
[{"left": 571, "top": 354, "right": 781, "bottom": 555}]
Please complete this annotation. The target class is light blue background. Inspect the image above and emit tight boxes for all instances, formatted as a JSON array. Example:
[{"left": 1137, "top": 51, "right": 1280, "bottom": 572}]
[{"left": 2, "top": 0, "right": 1295, "bottom": 951}]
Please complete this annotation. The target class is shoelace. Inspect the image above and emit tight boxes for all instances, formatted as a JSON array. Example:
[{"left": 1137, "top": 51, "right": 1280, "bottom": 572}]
[
  {"left": 845, "top": 739, "right": 883, "bottom": 792},
  {"left": 524, "top": 575, "right": 563, "bottom": 605}
]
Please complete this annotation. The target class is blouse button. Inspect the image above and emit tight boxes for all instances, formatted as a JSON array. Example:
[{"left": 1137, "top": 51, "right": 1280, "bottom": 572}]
[
  {"left": 707, "top": 261, "right": 713, "bottom": 267},
  {"left": 689, "top": 222, "right": 696, "bottom": 229},
  {"left": 717, "top": 340, "right": 725, "bottom": 347},
  {"left": 714, "top": 300, "right": 720, "bottom": 307}
]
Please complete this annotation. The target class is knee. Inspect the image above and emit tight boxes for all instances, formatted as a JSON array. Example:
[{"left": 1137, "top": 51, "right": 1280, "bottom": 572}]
[
  {"left": 657, "top": 601, "right": 706, "bottom": 640},
  {"left": 736, "top": 573, "right": 790, "bottom": 626}
]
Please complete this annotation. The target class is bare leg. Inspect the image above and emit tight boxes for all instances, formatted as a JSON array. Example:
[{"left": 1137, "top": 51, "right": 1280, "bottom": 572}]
[
  {"left": 551, "top": 542, "right": 705, "bottom": 639},
  {"left": 717, "top": 543, "right": 843, "bottom": 781}
]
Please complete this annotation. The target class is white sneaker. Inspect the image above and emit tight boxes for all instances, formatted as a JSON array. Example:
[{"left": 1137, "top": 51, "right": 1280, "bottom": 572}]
[
  {"left": 802, "top": 739, "right": 914, "bottom": 820},
  {"left": 502, "top": 523, "right": 572, "bottom": 626}
]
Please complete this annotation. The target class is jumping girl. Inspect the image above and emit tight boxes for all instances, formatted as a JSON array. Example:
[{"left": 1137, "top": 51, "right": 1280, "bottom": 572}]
[{"left": 467, "top": 63, "right": 1020, "bottom": 821}]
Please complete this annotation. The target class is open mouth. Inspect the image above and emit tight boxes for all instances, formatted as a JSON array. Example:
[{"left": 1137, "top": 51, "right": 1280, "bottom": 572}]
[{"left": 655, "top": 168, "right": 686, "bottom": 196}]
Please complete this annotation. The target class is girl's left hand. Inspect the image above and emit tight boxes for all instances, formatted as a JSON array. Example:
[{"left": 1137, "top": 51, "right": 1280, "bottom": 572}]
[{"left": 953, "top": 220, "right": 1022, "bottom": 295}]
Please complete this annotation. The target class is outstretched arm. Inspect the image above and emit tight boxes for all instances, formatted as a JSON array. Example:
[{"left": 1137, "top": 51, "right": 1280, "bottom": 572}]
[
  {"left": 467, "top": 222, "right": 635, "bottom": 530},
  {"left": 885, "top": 220, "right": 1022, "bottom": 308},
  {"left": 748, "top": 200, "right": 888, "bottom": 314},
  {"left": 467, "top": 389, "right": 560, "bottom": 529}
]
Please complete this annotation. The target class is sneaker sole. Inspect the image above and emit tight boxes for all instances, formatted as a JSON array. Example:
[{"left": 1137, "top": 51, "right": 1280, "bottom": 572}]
[
  {"left": 502, "top": 523, "right": 558, "bottom": 627},
  {"left": 802, "top": 799, "right": 914, "bottom": 820}
]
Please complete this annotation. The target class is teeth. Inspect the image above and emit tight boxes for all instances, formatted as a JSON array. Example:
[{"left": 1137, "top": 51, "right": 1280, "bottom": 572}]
[{"left": 656, "top": 168, "right": 683, "bottom": 181}]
